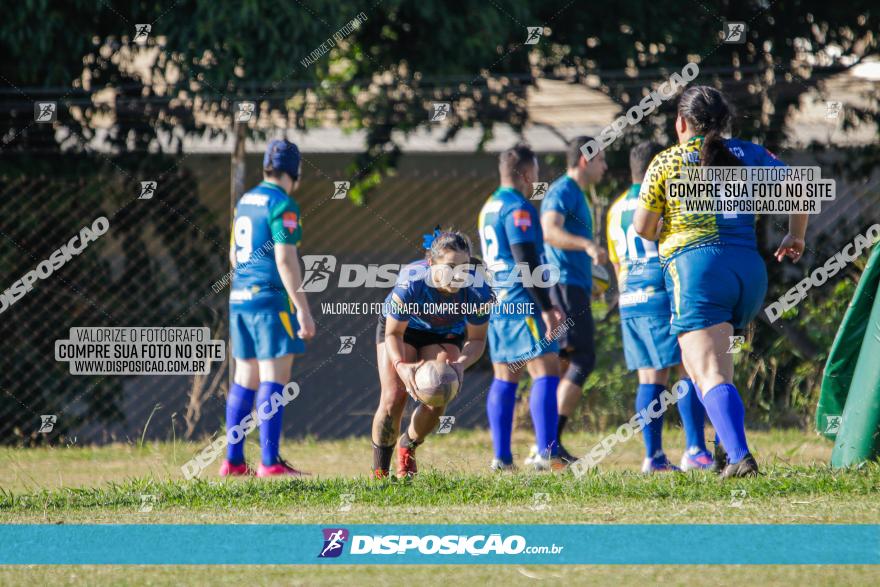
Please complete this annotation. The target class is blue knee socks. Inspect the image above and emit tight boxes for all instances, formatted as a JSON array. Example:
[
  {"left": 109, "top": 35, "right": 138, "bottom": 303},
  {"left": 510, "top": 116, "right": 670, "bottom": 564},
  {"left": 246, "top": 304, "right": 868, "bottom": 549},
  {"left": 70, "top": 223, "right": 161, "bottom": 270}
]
[
  {"left": 486, "top": 379, "right": 518, "bottom": 463},
  {"left": 701, "top": 383, "right": 750, "bottom": 463},
  {"left": 257, "top": 381, "right": 286, "bottom": 466},
  {"left": 676, "top": 378, "right": 708, "bottom": 452},
  {"left": 530, "top": 376, "right": 560, "bottom": 458},
  {"left": 225, "top": 383, "right": 255, "bottom": 464},
  {"left": 636, "top": 384, "right": 666, "bottom": 458}
]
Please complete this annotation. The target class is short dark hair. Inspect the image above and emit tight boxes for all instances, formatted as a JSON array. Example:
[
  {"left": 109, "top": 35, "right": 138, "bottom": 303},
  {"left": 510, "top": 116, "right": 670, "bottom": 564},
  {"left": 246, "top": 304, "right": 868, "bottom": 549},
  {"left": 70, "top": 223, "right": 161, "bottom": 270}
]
[
  {"left": 629, "top": 141, "right": 664, "bottom": 182},
  {"left": 263, "top": 165, "right": 289, "bottom": 181},
  {"left": 499, "top": 143, "right": 537, "bottom": 178},
  {"left": 566, "top": 135, "right": 595, "bottom": 168}
]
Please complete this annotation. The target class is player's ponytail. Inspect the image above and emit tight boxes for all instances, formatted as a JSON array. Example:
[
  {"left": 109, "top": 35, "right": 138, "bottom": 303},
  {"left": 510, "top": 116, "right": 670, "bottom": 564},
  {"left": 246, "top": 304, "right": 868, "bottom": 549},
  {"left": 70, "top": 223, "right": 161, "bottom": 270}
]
[{"left": 677, "top": 86, "right": 741, "bottom": 167}]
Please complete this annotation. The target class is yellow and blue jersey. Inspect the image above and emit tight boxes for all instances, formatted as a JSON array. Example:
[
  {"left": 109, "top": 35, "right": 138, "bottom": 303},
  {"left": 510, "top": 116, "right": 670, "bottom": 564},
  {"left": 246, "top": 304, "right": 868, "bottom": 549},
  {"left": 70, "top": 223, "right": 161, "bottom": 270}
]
[
  {"left": 478, "top": 187, "right": 546, "bottom": 310},
  {"left": 383, "top": 260, "right": 493, "bottom": 335},
  {"left": 230, "top": 181, "right": 302, "bottom": 313},
  {"left": 638, "top": 136, "right": 784, "bottom": 262},
  {"left": 607, "top": 184, "right": 669, "bottom": 319},
  {"left": 541, "top": 175, "right": 593, "bottom": 289}
]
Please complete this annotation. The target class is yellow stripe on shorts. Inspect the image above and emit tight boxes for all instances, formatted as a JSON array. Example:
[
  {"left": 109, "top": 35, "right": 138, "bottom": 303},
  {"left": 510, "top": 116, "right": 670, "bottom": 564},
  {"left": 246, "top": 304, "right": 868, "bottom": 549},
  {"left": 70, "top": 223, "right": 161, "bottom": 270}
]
[
  {"left": 667, "top": 260, "right": 681, "bottom": 319},
  {"left": 278, "top": 311, "right": 295, "bottom": 338},
  {"left": 525, "top": 316, "right": 540, "bottom": 341}
]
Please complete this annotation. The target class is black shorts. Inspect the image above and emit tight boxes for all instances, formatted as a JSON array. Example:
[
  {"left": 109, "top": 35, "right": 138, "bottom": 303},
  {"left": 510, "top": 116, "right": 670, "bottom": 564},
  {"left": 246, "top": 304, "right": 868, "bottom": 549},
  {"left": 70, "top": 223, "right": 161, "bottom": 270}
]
[
  {"left": 375, "top": 316, "right": 465, "bottom": 350},
  {"left": 549, "top": 283, "right": 595, "bottom": 358}
]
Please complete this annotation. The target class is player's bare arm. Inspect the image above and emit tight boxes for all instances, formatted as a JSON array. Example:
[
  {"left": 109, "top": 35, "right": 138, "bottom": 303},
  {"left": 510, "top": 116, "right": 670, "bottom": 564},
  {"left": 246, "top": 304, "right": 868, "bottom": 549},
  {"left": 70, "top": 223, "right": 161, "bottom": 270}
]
[
  {"left": 384, "top": 309, "right": 423, "bottom": 392},
  {"left": 450, "top": 321, "right": 488, "bottom": 380},
  {"left": 775, "top": 213, "right": 809, "bottom": 263},
  {"left": 541, "top": 210, "right": 607, "bottom": 265},
  {"left": 633, "top": 207, "right": 662, "bottom": 241},
  {"left": 275, "top": 243, "right": 316, "bottom": 340}
]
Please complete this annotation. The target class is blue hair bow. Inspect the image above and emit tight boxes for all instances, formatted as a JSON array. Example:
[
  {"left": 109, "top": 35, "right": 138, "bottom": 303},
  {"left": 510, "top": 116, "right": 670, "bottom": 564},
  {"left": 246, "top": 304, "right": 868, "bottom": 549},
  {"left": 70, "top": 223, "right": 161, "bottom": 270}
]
[{"left": 422, "top": 225, "right": 442, "bottom": 250}]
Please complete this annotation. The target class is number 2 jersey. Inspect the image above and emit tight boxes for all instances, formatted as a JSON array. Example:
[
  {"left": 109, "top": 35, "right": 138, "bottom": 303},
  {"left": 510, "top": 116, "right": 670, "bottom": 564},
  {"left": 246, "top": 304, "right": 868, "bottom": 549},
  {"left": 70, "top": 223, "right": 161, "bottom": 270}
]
[
  {"left": 607, "top": 184, "right": 669, "bottom": 319},
  {"left": 477, "top": 187, "right": 545, "bottom": 314},
  {"left": 230, "top": 181, "right": 302, "bottom": 313}
]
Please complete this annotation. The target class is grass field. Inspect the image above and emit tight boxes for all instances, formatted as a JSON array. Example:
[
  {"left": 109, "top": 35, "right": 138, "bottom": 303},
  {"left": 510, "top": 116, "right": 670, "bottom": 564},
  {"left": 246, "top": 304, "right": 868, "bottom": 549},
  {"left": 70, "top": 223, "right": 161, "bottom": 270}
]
[{"left": 2, "top": 428, "right": 878, "bottom": 585}]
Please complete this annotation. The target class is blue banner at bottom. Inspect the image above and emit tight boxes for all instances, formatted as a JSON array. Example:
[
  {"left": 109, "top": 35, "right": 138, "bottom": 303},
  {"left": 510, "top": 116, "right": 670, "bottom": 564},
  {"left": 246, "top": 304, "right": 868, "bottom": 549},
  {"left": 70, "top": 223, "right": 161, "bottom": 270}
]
[{"left": 0, "top": 525, "right": 877, "bottom": 565}]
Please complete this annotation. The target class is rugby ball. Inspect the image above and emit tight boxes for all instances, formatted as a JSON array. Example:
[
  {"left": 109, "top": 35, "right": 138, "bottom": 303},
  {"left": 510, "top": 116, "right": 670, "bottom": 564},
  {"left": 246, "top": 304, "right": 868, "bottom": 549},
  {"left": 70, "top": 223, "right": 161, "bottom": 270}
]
[
  {"left": 412, "top": 360, "right": 461, "bottom": 408},
  {"left": 592, "top": 264, "right": 610, "bottom": 295}
]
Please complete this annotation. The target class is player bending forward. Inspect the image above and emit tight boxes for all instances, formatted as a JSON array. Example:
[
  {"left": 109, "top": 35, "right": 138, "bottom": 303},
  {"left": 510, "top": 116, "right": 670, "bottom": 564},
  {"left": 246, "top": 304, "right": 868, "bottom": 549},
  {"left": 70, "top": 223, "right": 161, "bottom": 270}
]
[
  {"left": 607, "top": 141, "right": 713, "bottom": 473},
  {"left": 371, "top": 230, "right": 492, "bottom": 478},
  {"left": 480, "top": 144, "right": 566, "bottom": 472},
  {"left": 220, "top": 139, "right": 316, "bottom": 478}
]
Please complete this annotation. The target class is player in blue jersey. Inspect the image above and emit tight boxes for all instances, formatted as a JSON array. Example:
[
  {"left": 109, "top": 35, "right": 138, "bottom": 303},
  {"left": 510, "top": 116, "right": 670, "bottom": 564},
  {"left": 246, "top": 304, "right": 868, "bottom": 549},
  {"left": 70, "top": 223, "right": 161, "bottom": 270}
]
[
  {"left": 634, "top": 87, "right": 808, "bottom": 477},
  {"left": 537, "top": 136, "right": 608, "bottom": 464},
  {"left": 607, "top": 141, "right": 713, "bottom": 473},
  {"left": 371, "top": 230, "right": 492, "bottom": 478},
  {"left": 221, "top": 139, "right": 317, "bottom": 478},
  {"left": 479, "top": 144, "right": 566, "bottom": 472}
]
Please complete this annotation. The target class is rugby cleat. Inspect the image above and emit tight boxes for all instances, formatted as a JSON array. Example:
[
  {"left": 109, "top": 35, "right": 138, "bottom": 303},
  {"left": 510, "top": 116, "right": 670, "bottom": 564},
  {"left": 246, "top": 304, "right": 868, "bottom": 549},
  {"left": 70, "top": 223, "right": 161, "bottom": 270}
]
[
  {"left": 490, "top": 458, "right": 517, "bottom": 472},
  {"left": 530, "top": 455, "right": 566, "bottom": 472},
  {"left": 523, "top": 444, "right": 540, "bottom": 466},
  {"left": 397, "top": 445, "right": 418, "bottom": 478},
  {"left": 680, "top": 448, "right": 714, "bottom": 471},
  {"left": 556, "top": 444, "right": 577, "bottom": 465},
  {"left": 720, "top": 453, "right": 759, "bottom": 478},
  {"left": 256, "top": 458, "right": 309, "bottom": 478},
  {"left": 711, "top": 440, "right": 729, "bottom": 474},
  {"left": 219, "top": 459, "right": 252, "bottom": 477},
  {"left": 370, "top": 468, "right": 389, "bottom": 480},
  {"left": 641, "top": 454, "right": 681, "bottom": 474}
]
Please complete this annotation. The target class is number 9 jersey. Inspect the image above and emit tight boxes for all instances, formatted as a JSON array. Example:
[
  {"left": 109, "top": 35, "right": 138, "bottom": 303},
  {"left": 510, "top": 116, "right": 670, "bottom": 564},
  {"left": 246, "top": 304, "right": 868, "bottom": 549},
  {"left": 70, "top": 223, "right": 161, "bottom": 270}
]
[
  {"left": 230, "top": 181, "right": 302, "bottom": 313},
  {"left": 606, "top": 184, "right": 670, "bottom": 319}
]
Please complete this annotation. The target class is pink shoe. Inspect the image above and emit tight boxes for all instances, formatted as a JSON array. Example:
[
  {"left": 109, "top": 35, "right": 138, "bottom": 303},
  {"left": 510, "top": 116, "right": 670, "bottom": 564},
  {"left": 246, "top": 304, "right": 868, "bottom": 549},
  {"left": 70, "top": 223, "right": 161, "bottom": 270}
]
[
  {"left": 219, "top": 459, "right": 252, "bottom": 477},
  {"left": 256, "top": 458, "right": 309, "bottom": 478}
]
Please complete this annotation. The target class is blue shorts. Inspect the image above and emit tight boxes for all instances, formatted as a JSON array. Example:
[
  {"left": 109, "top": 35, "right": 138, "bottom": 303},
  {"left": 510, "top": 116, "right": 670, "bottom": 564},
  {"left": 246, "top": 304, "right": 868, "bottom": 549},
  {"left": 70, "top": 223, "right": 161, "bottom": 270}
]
[
  {"left": 230, "top": 311, "right": 306, "bottom": 360},
  {"left": 621, "top": 314, "right": 681, "bottom": 371},
  {"left": 488, "top": 314, "right": 559, "bottom": 364},
  {"left": 664, "top": 245, "right": 767, "bottom": 335}
]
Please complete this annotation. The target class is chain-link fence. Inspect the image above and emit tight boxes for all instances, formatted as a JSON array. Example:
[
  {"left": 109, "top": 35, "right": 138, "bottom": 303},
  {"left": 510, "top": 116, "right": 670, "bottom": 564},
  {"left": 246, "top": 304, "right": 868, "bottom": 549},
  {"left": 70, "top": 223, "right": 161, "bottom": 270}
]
[{"left": 2, "top": 123, "right": 878, "bottom": 447}]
